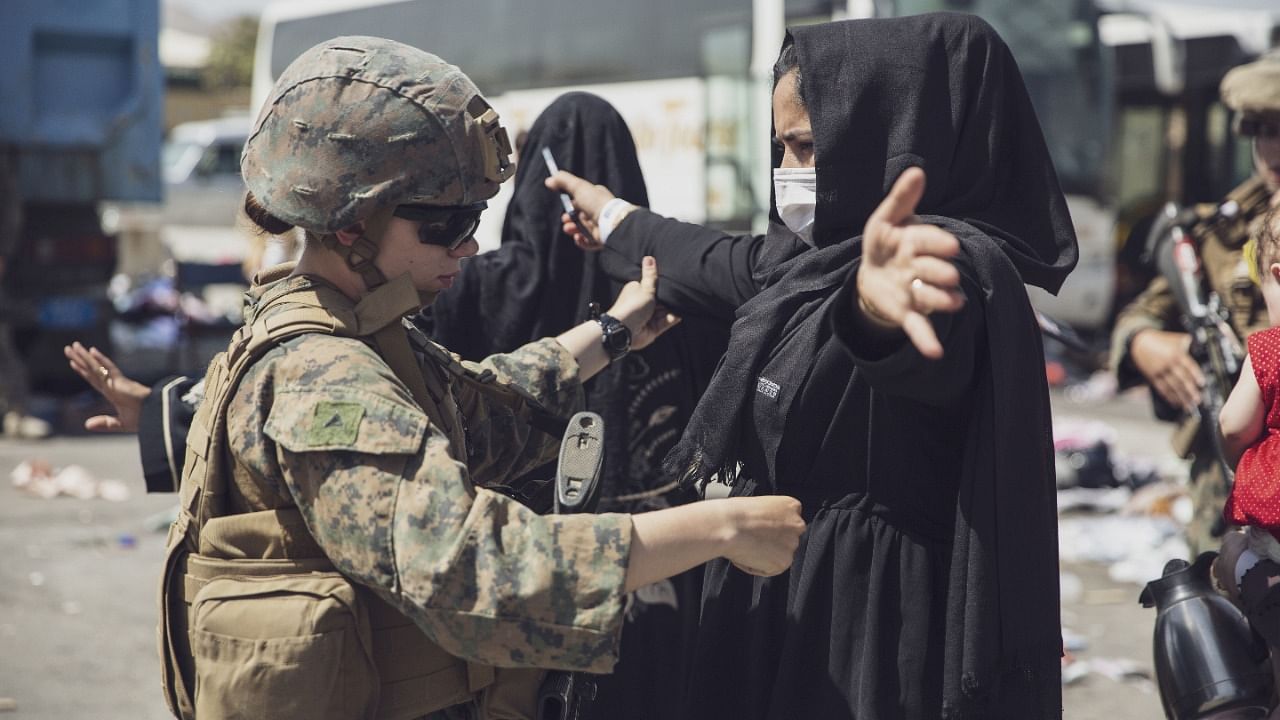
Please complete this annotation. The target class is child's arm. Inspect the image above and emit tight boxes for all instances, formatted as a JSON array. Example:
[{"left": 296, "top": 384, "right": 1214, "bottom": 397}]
[{"left": 1220, "top": 353, "right": 1265, "bottom": 467}]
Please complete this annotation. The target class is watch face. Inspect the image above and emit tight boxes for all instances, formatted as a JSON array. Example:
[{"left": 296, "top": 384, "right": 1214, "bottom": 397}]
[
  {"left": 604, "top": 324, "right": 630, "bottom": 353},
  {"left": 600, "top": 315, "right": 631, "bottom": 356}
]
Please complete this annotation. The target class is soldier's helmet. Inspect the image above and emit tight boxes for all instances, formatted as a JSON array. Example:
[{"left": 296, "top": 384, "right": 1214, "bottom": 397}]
[
  {"left": 1221, "top": 49, "right": 1280, "bottom": 117},
  {"left": 241, "top": 36, "right": 514, "bottom": 236}
]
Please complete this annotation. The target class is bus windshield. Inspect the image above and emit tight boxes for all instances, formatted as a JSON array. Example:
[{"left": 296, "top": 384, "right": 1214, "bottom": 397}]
[
  {"left": 890, "top": 0, "right": 1110, "bottom": 198},
  {"left": 267, "top": 0, "right": 753, "bottom": 97}
]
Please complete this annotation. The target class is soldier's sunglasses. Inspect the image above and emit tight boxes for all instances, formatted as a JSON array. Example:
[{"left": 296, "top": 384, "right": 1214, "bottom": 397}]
[
  {"left": 392, "top": 202, "right": 487, "bottom": 251},
  {"left": 1237, "top": 117, "right": 1280, "bottom": 140}
]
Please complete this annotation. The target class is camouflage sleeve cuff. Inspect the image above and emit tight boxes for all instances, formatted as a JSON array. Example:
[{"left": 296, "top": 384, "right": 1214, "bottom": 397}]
[
  {"left": 468, "top": 337, "right": 584, "bottom": 418},
  {"left": 1109, "top": 316, "right": 1163, "bottom": 388},
  {"left": 398, "top": 487, "right": 632, "bottom": 673}
]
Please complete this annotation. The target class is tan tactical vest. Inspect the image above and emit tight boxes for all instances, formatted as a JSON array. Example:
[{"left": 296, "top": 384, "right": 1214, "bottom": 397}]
[{"left": 158, "top": 266, "right": 543, "bottom": 720}]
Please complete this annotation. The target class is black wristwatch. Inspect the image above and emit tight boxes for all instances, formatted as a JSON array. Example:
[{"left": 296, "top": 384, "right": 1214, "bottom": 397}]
[{"left": 589, "top": 302, "right": 631, "bottom": 361}]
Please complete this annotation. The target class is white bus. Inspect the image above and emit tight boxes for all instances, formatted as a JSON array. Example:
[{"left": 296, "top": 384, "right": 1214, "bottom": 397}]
[{"left": 257, "top": 0, "right": 1268, "bottom": 332}]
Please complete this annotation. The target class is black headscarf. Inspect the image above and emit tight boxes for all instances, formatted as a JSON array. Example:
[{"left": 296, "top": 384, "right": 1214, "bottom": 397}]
[
  {"left": 429, "top": 92, "right": 649, "bottom": 357},
  {"left": 668, "top": 13, "right": 1076, "bottom": 717},
  {"left": 430, "top": 92, "right": 721, "bottom": 508}
]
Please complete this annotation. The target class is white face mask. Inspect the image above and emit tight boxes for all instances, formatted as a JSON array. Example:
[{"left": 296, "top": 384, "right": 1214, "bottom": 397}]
[{"left": 773, "top": 167, "right": 817, "bottom": 247}]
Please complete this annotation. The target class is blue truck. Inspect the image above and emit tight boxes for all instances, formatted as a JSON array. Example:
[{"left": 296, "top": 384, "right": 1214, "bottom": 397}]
[{"left": 0, "top": 0, "right": 163, "bottom": 391}]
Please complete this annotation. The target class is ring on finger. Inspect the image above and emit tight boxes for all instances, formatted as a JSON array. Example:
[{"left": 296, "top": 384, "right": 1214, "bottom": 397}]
[
  {"left": 98, "top": 366, "right": 110, "bottom": 380},
  {"left": 909, "top": 277, "right": 928, "bottom": 312}
]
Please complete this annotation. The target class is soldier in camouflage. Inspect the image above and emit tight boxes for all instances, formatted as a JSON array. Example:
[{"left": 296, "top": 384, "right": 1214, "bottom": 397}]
[
  {"left": 166, "top": 36, "right": 805, "bottom": 720},
  {"left": 1111, "top": 50, "right": 1280, "bottom": 554}
]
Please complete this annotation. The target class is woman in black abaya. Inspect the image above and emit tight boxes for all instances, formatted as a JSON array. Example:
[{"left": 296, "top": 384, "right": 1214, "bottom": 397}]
[
  {"left": 427, "top": 92, "right": 726, "bottom": 720},
  {"left": 549, "top": 14, "right": 1076, "bottom": 720}
]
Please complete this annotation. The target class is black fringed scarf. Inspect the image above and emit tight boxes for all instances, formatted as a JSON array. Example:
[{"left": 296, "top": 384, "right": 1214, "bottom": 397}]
[{"left": 666, "top": 13, "right": 1077, "bottom": 717}]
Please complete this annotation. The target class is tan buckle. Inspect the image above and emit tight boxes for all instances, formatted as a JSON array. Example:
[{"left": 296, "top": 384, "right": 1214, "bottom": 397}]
[{"left": 473, "top": 106, "right": 514, "bottom": 183}]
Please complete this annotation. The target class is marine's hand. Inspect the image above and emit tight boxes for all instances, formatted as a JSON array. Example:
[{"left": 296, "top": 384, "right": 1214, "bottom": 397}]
[
  {"left": 63, "top": 342, "right": 150, "bottom": 432},
  {"left": 718, "top": 496, "right": 806, "bottom": 577},
  {"left": 1130, "top": 329, "right": 1203, "bottom": 410},
  {"left": 607, "top": 256, "right": 680, "bottom": 350},
  {"left": 854, "top": 167, "right": 965, "bottom": 359},
  {"left": 545, "top": 170, "right": 616, "bottom": 251}
]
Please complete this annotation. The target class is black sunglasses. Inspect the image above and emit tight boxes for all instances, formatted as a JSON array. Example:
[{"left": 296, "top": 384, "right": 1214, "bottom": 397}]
[
  {"left": 1237, "top": 116, "right": 1280, "bottom": 140},
  {"left": 392, "top": 202, "right": 487, "bottom": 251}
]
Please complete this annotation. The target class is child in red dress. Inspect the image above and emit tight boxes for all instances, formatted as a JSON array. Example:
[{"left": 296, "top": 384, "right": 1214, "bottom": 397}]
[{"left": 1220, "top": 204, "right": 1280, "bottom": 670}]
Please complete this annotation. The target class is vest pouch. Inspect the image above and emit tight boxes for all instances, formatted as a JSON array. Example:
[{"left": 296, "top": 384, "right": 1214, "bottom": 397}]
[
  {"left": 158, "top": 520, "right": 196, "bottom": 720},
  {"left": 189, "top": 571, "right": 378, "bottom": 720},
  {"left": 478, "top": 667, "right": 545, "bottom": 720}
]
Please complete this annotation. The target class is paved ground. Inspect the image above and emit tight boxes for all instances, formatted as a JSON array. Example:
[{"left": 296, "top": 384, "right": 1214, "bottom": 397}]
[{"left": 0, "top": 388, "right": 1182, "bottom": 719}]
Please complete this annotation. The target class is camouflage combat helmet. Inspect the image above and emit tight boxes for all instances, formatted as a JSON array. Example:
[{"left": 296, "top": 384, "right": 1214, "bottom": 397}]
[
  {"left": 1221, "top": 49, "right": 1280, "bottom": 116},
  {"left": 241, "top": 36, "right": 514, "bottom": 237}
]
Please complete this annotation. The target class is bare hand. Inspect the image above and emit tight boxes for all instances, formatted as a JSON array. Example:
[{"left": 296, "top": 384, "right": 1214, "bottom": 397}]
[
  {"left": 607, "top": 256, "right": 680, "bottom": 350},
  {"left": 719, "top": 496, "right": 806, "bottom": 577},
  {"left": 63, "top": 342, "right": 151, "bottom": 432},
  {"left": 545, "top": 170, "right": 622, "bottom": 251},
  {"left": 854, "top": 168, "right": 965, "bottom": 359},
  {"left": 1130, "top": 329, "right": 1203, "bottom": 410}
]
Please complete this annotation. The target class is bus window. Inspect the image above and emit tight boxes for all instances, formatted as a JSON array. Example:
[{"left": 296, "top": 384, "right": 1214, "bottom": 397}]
[{"left": 887, "top": 0, "right": 1110, "bottom": 199}]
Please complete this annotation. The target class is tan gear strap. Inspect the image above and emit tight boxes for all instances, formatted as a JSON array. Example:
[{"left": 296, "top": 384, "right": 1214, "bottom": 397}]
[
  {"left": 322, "top": 232, "right": 388, "bottom": 290},
  {"left": 1200, "top": 176, "right": 1272, "bottom": 251},
  {"left": 467, "top": 96, "right": 514, "bottom": 184}
]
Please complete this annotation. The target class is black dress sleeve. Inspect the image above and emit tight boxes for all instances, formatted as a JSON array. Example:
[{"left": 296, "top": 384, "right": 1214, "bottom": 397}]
[
  {"left": 138, "top": 375, "right": 199, "bottom": 493},
  {"left": 599, "top": 209, "right": 765, "bottom": 323},
  {"left": 828, "top": 257, "right": 984, "bottom": 406}
]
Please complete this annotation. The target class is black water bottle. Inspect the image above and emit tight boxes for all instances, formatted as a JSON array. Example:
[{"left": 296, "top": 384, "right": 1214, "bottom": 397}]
[{"left": 1140, "top": 552, "right": 1272, "bottom": 719}]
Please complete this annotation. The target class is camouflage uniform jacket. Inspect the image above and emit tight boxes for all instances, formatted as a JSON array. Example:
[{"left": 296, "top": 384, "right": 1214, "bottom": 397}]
[
  {"left": 224, "top": 275, "right": 633, "bottom": 673},
  {"left": 1111, "top": 176, "right": 1274, "bottom": 410}
]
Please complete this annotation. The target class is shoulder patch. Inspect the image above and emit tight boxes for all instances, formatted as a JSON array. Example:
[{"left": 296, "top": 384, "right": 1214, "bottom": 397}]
[
  {"left": 266, "top": 388, "right": 427, "bottom": 455},
  {"left": 307, "top": 401, "right": 365, "bottom": 446}
]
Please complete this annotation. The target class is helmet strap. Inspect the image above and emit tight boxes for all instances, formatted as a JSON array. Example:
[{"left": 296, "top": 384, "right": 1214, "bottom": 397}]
[{"left": 321, "top": 208, "right": 394, "bottom": 290}]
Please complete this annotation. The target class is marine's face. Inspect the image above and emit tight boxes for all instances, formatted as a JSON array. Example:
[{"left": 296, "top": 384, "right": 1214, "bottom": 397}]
[
  {"left": 1249, "top": 112, "right": 1280, "bottom": 192},
  {"left": 773, "top": 71, "right": 814, "bottom": 169},
  {"left": 374, "top": 215, "right": 479, "bottom": 293}
]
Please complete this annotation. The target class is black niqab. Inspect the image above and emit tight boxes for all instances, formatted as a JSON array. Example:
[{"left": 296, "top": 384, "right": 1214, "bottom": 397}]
[
  {"left": 429, "top": 92, "right": 649, "bottom": 358},
  {"left": 670, "top": 13, "right": 1075, "bottom": 718}
]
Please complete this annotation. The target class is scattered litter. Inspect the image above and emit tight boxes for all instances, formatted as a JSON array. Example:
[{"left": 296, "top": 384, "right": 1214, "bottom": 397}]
[
  {"left": 1059, "top": 515, "right": 1191, "bottom": 586},
  {"left": 1062, "top": 626, "right": 1090, "bottom": 652},
  {"left": 1064, "top": 371, "right": 1119, "bottom": 404},
  {"left": 1058, "top": 487, "right": 1131, "bottom": 513},
  {"left": 28, "top": 571, "right": 45, "bottom": 587},
  {"left": 1062, "top": 655, "right": 1091, "bottom": 685},
  {"left": 1054, "top": 419, "right": 1162, "bottom": 491},
  {"left": 1061, "top": 572, "right": 1084, "bottom": 604},
  {"left": 1087, "top": 656, "right": 1153, "bottom": 682},
  {"left": 97, "top": 480, "right": 130, "bottom": 502},
  {"left": 1060, "top": 656, "right": 1154, "bottom": 689},
  {"left": 10, "top": 460, "right": 131, "bottom": 502},
  {"left": 116, "top": 533, "right": 137, "bottom": 550},
  {"left": 1124, "top": 481, "right": 1191, "bottom": 520}
]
